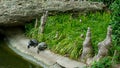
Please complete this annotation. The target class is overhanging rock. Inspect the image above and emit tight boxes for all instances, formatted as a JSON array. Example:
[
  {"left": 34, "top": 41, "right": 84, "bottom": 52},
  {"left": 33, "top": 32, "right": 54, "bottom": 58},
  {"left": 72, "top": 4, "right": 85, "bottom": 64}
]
[{"left": 0, "top": 0, "right": 105, "bottom": 26}]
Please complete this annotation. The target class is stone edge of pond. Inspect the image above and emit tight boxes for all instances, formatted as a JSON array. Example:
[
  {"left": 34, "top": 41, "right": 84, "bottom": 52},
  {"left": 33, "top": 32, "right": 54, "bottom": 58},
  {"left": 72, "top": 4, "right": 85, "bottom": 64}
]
[
  {"left": 6, "top": 35, "right": 86, "bottom": 68},
  {"left": 6, "top": 39, "right": 58, "bottom": 68},
  {"left": 7, "top": 44, "right": 48, "bottom": 68}
]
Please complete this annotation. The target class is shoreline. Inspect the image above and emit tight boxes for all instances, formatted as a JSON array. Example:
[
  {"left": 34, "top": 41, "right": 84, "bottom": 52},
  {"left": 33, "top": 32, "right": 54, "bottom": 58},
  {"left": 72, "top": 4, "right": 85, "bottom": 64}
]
[
  {"left": 6, "top": 34, "right": 86, "bottom": 68},
  {"left": 8, "top": 43, "right": 46, "bottom": 68}
]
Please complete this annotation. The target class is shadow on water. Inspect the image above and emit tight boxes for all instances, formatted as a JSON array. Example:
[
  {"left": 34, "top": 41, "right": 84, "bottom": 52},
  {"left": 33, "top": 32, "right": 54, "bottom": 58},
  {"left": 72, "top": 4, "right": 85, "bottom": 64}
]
[{"left": 0, "top": 35, "right": 42, "bottom": 68}]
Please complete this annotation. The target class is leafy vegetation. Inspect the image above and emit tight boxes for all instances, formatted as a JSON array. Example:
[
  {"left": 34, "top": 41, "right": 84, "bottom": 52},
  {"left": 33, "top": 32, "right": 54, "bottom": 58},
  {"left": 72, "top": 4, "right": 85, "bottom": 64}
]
[
  {"left": 25, "top": 12, "right": 110, "bottom": 60},
  {"left": 91, "top": 57, "right": 112, "bottom": 68},
  {"left": 109, "top": 0, "right": 120, "bottom": 63},
  {"left": 90, "top": 0, "right": 120, "bottom": 67},
  {"left": 110, "top": 0, "right": 120, "bottom": 47}
]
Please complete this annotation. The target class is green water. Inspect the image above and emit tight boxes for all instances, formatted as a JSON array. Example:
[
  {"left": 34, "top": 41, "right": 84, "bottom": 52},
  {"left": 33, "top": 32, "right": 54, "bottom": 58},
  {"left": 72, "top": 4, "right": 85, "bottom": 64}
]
[{"left": 0, "top": 41, "right": 42, "bottom": 68}]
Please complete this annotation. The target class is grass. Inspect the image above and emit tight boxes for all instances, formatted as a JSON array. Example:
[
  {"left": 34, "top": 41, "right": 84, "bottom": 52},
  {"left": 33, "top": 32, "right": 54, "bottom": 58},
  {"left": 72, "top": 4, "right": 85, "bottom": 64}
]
[{"left": 25, "top": 12, "right": 111, "bottom": 60}]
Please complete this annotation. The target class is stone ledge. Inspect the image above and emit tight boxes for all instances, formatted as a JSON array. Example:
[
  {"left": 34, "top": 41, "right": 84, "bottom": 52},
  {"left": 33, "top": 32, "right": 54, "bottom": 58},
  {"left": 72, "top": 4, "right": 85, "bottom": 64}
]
[{"left": 7, "top": 33, "right": 86, "bottom": 68}]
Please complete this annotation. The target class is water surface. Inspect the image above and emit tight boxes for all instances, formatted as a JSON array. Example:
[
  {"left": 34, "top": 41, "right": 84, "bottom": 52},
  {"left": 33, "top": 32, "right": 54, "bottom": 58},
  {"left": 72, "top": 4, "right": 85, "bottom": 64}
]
[{"left": 0, "top": 41, "right": 42, "bottom": 68}]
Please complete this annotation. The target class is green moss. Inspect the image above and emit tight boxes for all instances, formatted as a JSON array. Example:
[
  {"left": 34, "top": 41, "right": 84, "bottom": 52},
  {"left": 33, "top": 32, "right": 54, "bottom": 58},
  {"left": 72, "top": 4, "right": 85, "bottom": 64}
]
[{"left": 25, "top": 12, "right": 111, "bottom": 60}]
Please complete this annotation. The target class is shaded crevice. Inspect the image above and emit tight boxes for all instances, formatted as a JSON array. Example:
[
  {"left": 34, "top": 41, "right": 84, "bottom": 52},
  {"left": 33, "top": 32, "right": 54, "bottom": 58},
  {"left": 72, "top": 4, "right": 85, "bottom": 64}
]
[
  {"left": 0, "top": 25, "right": 25, "bottom": 41},
  {"left": 0, "top": 32, "right": 6, "bottom": 40}
]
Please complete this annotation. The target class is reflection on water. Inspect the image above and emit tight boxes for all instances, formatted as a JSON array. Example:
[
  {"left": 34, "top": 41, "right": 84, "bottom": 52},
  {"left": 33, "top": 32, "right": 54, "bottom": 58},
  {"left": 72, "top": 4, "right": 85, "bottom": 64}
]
[{"left": 0, "top": 41, "right": 42, "bottom": 68}]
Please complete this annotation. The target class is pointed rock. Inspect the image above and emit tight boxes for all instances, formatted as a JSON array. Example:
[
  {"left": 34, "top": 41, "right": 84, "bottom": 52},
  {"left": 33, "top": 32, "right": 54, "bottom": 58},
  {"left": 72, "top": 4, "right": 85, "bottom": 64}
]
[
  {"left": 81, "top": 27, "right": 93, "bottom": 62},
  {"left": 94, "top": 26, "right": 112, "bottom": 61}
]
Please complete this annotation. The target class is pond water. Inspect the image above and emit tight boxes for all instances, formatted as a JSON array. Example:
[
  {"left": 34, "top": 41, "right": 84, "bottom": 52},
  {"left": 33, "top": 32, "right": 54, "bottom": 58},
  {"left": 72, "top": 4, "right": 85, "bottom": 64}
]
[{"left": 0, "top": 41, "right": 42, "bottom": 68}]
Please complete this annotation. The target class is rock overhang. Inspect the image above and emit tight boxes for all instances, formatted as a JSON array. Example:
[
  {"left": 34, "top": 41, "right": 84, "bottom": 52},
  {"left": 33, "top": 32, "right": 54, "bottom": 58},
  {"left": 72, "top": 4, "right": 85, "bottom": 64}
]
[{"left": 0, "top": 0, "right": 105, "bottom": 26}]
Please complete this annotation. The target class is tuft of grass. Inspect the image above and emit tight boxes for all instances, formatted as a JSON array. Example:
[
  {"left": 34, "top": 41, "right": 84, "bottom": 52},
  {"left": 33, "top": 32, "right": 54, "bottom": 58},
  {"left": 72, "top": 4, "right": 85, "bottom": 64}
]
[
  {"left": 25, "top": 12, "right": 111, "bottom": 60},
  {"left": 91, "top": 56, "right": 112, "bottom": 68}
]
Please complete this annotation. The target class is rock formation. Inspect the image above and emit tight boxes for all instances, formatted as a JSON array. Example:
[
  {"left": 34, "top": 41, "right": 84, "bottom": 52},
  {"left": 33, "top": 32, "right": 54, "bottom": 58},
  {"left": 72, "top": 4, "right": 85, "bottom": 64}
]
[
  {"left": 39, "top": 11, "right": 48, "bottom": 33},
  {"left": 35, "top": 18, "right": 38, "bottom": 29},
  {"left": 0, "top": 0, "right": 105, "bottom": 26},
  {"left": 81, "top": 27, "right": 93, "bottom": 62},
  {"left": 0, "top": 0, "right": 43, "bottom": 26},
  {"left": 94, "top": 26, "right": 112, "bottom": 61}
]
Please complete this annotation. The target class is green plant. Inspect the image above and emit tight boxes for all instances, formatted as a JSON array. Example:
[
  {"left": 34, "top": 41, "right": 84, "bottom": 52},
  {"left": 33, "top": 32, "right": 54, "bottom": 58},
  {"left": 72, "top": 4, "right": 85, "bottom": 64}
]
[
  {"left": 25, "top": 22, "right": 34, "bottom": 37},
  {"left": 25, "top": 12, "right": 111, "bottom": 60},
  {"left": 110, "top": 0, "right": 120, "bottom": 46},
  {"left": 91, "top": 57, "right": 112, "bottom": 68},
  {"left": 109, "top": 0, "right": 120, "bottom": 63}
]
